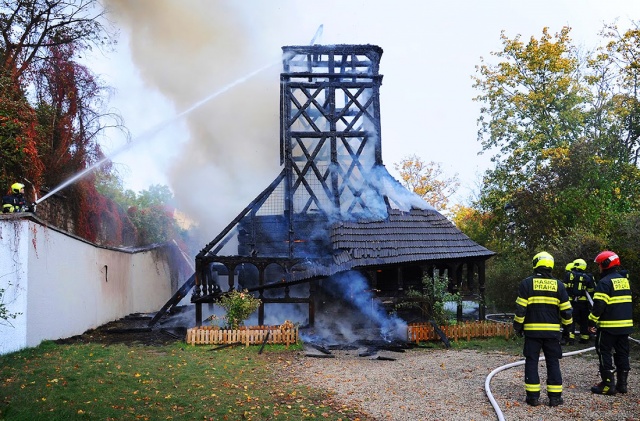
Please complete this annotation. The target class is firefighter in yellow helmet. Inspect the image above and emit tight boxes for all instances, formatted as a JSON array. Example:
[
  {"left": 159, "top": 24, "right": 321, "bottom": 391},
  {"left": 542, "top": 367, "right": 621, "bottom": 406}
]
[
  {"left": 569, "top": 258, "right": 595, "bottom": 344},
  {"left": 561, "top": 262, "right": 576, "bottom": 345},
  {"left": 2, "top": 182, "right": 28, "bottom": 213},
  {"left": 513, "top": 251, "right": 573, "bottom": 407}
]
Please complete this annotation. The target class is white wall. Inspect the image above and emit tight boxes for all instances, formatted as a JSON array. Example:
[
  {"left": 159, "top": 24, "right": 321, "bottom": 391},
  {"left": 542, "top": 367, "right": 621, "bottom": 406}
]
[
  {"left": 0, "top": 215, "right": 188, "bottom": 355},
  {"left": 0, "top": 219, "right": 30, "bottom": 355}
]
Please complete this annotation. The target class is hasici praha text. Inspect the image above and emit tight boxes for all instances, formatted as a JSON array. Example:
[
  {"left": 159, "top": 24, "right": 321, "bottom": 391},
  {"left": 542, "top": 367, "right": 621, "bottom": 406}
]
[{"left": 533, "top": 278, "right": 558, "bottom": 292}]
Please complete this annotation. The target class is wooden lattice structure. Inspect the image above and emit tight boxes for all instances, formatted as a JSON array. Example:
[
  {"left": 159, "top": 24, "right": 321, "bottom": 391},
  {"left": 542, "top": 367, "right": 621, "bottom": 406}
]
[{"left": 190, "top": 44, "right": 494, "bottom": 328}]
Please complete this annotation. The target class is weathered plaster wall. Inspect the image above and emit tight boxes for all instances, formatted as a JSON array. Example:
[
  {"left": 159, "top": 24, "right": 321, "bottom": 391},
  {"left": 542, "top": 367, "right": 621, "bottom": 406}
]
[
  {"left": 0, "top": 215, "right": 189, "bottom": 355},
  {"left": 0, "top": 219, "right": 30, "bottom": 355}
]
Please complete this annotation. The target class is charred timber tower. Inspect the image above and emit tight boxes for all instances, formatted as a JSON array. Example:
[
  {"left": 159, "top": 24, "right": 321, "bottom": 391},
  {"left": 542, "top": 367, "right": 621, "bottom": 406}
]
[
  {"left": 281, "top": 45, "right": 384, "bottom": 220},
  {"left": 191, "top": 44, "right": 494, "bottom": 327}
]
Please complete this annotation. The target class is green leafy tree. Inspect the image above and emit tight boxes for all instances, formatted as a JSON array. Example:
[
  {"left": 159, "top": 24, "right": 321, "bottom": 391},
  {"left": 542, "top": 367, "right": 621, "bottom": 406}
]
[
  {"left": 473, "top": 27, "right": 587, "bottom": 234},
  {"left": 449, "top": 204, "right": 495, "bottom": 248},
  {"left": 472, "top": 24, "right": 640, "bottom": 250},
  {"left": 590, "top": 22, "right": 640, "bottom": 164},
  {"left": 96, "top": 176, "right": 184, "bottom": 246},
  {"left": 393, "top": 154, "right": 459, "bottom": 211},
  {"left": 474, "top": 27, "right": 586, "bottom": 180},
  {"left": 471, "top": 22, "right": 640, "bottom": 323},
  {"left": 484, "top": 253, "right": 530, "bottom": 313},
  {"left": 126, "top": 184, "right": 178, "bottom": 245}
]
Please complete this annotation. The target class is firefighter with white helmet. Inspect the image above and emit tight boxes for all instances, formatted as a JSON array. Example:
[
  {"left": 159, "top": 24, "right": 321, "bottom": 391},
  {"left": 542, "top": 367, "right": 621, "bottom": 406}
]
[
  {"left": 588, "top": 250, "right": 633, "bottom": 395},
  {"left": 513, "top": 251, "right": 573, "bottom": 407}
]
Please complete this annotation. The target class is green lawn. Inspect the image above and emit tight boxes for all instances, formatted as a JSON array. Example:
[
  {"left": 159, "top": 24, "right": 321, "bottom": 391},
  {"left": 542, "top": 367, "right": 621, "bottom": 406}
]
[
  {"left": 0, "top": 341, "right": 371, "bottom": 421},
  {"left": 0, "top": 333, "right": 579, "bottom": 420}
]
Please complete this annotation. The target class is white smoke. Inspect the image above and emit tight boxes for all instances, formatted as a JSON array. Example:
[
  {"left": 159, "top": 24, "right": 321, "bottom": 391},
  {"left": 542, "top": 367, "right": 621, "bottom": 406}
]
[
  {"left": 371, "top": 165, "right": 434, "bottom": 212},
  {"left": 309, "top": 271, "right": 408, "bottom": 343},
  {"left": 102, "top": 0, "right": 304, "bottom": 244}
]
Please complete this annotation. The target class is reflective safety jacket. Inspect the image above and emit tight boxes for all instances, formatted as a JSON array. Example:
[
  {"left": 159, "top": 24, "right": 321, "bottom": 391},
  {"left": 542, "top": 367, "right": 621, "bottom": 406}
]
[
  {"left": 514, "top": 271, "right": 573, "bottom": 338},
  {"left": 569, "top": 270, "right": 595, "bottom": 303},
  {"left": 588, "top": 268, "right": 633, "bottom": 334},
  {"left": 2, "top": 194, "right": 27, "bottom": 213}
]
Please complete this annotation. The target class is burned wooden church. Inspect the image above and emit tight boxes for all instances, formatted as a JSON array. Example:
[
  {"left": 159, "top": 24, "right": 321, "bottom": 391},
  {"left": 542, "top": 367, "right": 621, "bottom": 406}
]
[{"left": 191, "top": 44, "right": 494, "bottom": 326}]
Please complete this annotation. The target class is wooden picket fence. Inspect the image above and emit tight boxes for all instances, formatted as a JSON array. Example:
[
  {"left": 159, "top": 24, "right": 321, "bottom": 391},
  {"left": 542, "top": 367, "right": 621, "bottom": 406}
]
[
  {"left": 186, "top": 324, "right": 299, "bottom": 347},
  {"left": 407, "top": 321, "right": 514, "bottom": 343}
]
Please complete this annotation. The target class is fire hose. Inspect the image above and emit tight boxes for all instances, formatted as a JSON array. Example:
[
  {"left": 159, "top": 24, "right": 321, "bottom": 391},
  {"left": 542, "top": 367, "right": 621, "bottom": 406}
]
[
  {"left": 485, "top": 296, "right": 639, "bottom": 421},
  {"left": 485, "top": 346, "right": 596, "bottom": 421}
]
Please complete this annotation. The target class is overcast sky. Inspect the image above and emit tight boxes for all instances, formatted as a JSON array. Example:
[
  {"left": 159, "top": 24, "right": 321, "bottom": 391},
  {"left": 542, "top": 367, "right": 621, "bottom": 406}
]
[{"left": 87, "top": 0, "right": 640, "bottom": 239}]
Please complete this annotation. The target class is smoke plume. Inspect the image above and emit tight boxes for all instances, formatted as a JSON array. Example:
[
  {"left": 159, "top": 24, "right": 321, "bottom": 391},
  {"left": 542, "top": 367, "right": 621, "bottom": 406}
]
[{"left": 103, "top": 1, "right": 310, "bottom": 243}]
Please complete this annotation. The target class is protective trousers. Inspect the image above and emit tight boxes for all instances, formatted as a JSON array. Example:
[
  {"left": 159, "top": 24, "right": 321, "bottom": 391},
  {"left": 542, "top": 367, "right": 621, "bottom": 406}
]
[
  {"left": 524, "top": 337, "right": 563, "bottom": 398},
  {"left": 595, "top": 330, "right": 630, "bottom": 373},
  {"left": 573, "top": 301, "right": 591, "bottom": 341}
]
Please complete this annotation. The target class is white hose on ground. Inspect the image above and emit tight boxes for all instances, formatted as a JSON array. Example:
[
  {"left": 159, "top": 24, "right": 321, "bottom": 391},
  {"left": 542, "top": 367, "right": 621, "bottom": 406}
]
[
  {"left": 485, "top": 346, "right": 595, "bottom": 421},
  {"left": 483, "top": 313, "right": 640, "bottom": 419}
]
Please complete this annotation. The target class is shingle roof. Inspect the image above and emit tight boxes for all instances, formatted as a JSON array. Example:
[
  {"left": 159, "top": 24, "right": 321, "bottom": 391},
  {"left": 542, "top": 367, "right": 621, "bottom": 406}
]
[{"left": 330, "top": 208, "right": 494, "bottom": 268}]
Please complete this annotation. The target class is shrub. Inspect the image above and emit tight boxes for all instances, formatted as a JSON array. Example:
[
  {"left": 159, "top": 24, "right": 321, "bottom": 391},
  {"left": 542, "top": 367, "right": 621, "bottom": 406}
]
[
  {"left": 216, "top": 289, "right": 261, "bottom": 329},
  {"left": 396, "top": 274, "right": 460, "bottom": 326}
]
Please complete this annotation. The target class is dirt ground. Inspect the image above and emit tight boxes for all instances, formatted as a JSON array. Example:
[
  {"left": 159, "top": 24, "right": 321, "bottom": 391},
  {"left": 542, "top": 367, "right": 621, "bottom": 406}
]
[
  {"left": 54, "top": 313, "right": 640, "bottom": 420},
  {"left": 54, "top": 312, "right": 187, "bottom": 347}
]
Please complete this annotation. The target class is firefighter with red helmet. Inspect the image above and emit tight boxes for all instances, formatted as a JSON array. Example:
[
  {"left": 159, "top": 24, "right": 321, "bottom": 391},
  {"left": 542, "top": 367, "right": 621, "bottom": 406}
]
[
  {"left": 570, "top": 258, "right": 595, "bottom": 344},
  {"left": 589, "top": 251, "right": 633, "bottom": 395},
  {"left": 513, "top": 251, "right": 573, "bottom": 407}
]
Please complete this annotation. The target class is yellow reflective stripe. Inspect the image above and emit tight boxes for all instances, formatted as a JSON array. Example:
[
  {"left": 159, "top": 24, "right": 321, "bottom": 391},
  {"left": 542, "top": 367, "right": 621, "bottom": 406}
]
[
  {"left": 559, "top": 301, "right": 572, "bottom": 310},
  {"left": 547, "top": 384, "right": 563, "bottom": 393},
  {"left": 593, "top": 292, "right": 610, "bottom": 303},
  {"left": 525, "top": 383, "right": 541, "bottom": 392},
  {"left": 598, "top": 320, "right": 634, "bottom": 328},
  {"left": 588, "top": 313, "right": 599, "bottom": 322},
  {"left": 528, "top": 297, "right": 560, "bottom": 305},
  {"left": 561, "top": 318, "right": 573, "bottom": 325},
  {"left": 514, "top": 316, "right": 525, "bottom": 323},
  {"left": 524, "top": 323, "right": 560, "bottom": 331},
  {"left": 608, "top": 296, "right": 632, "bottom": 304},
  {"left": 516, "top": 297, "right": 528, "bottom": 307}
]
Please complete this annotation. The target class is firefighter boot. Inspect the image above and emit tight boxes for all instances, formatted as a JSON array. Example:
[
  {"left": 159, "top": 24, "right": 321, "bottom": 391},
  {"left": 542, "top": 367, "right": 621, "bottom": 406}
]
[
  {"left": 616, "top": 370, "right": 629, "bottom": 394},
  {"left": 591, "top": 370, "right": 617, "bottom": 395},
  {"left": 548, "top": 395, "right": 563, "bottom": 407},
  {"left": 525, "top": 395, "right": 540, "bottom": 406}
]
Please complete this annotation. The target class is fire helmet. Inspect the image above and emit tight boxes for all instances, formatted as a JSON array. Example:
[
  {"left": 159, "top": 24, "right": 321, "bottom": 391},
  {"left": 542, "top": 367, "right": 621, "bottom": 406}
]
[
  {"left": 533, "top": 251, "right": 554, "bottom": 270},
  {"left": 11, "top": 182, "right": 24, "bottom": 194},
  {"left": 565, "top": 263, "right": 573, "bottom": 271},
  {"left": 594, "top": 251, "right": 620, "bottom": 270},
  {"left": 573, "top": 258, "right": 587, "bottom": 271}
]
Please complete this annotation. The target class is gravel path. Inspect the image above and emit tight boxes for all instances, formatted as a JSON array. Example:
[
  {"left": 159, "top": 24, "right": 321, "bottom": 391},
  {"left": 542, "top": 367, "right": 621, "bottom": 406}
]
[{"left": 286, "top": 345, "right": 640, "bottom": 421}]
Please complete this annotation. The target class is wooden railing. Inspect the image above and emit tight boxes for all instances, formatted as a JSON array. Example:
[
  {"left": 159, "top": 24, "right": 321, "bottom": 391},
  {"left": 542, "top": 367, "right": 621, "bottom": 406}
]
[
  {"left": 186, "top": 325, "right": 298, "bottom": 347},
  {"left": 408, "top": 321, "right": 514, "bottom": 343}
]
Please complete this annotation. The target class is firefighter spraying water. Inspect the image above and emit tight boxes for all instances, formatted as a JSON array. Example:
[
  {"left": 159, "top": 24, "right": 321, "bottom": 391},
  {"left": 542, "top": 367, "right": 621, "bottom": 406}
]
[{"left": 2, "top": 182, "right": 34, "bottom": 213}]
